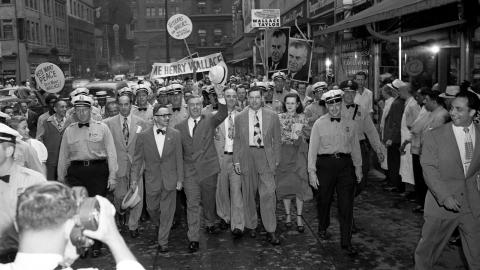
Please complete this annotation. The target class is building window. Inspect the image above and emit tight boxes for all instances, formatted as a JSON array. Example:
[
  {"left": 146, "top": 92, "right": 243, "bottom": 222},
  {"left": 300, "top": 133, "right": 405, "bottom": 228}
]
[
  {"left": 200, "top": 37, "right": 206, "bottom": 47},
  {"left": 197, "top": 1, "right": 206, "bottom": 14},
  {"left": 213, "top": 7, "right": 221, "bottom": 14},
  {"left": 213, "top": 28, "right": 222, "bottom": 36},
  {"left": 1, "top": 0, "right": 12, "bottom": 4},
  {"left": 36, "top": 22, "right": 40, "bottom": 43},
  {"left": 26, "top": 0, "right": 39, "bottom": 10},
  {"left": 158, "top": 7, "right": 164, "bottom": 18},
  {"left": 44, "top": 0, "right": 51, "bottom": 16},
  {"left": 0, "top": 19, "right": 14, "bottom": 39},
  {"left": 146, "top": 7, "right": 155, "bottom": 17}
]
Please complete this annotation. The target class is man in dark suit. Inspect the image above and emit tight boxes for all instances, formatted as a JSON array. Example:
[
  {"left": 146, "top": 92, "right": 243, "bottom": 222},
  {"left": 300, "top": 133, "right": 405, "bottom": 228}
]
[
  {"left": 383, "top": 80, "right": 406, "bottom": 192},
  {"left": 175, "top": 89, "right": 228, "bottom": 252},
  {"left": 19, "top": 101, "right": 38, "bottom": 138},
  {"left": 104, "top": 95, "right": 149, "bottom": 238},
  {"left": 131, "top": 104, "right": 183, "bottom": 253},
  {"left": 233, "top": 85, "right": 281, "bottom": 245},
  {"left": 267, "top": 29, "right": 288, "bottom": 71},
  {"left": 288, "top": 40, "right": 310, "bottom": 82},
  {"left": 415, "top": 91, "right": 480, "bottom": 269}
]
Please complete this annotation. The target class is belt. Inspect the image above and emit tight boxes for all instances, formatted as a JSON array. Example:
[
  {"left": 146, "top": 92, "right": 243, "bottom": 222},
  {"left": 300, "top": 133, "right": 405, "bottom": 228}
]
[
  {"left": 224, "top": 151, "right": 233, "bottom": 155},
  {"left": 71, "top": 159, "right": 106, "bottom": 166},
  {"left": 317, "top": 153, "right": 350, "bottom": 159},
  {"left": 249, "top": 145, "right": 264, "bottom": 148}
]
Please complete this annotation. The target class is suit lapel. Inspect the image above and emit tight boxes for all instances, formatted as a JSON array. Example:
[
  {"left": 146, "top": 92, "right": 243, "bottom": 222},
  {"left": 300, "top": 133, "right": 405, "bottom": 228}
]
[
  {"left": 162, "top": 128, "right": 173, "bottom": 157},
  {"left": 147, "top": 127, "right": 162, "bottom": 160},
  {"left": 261, "top": 108, "right": 269, "bottom": 139},
  {"left": 467, "top": 124, "right": 480, "bottom": 177},
  {"left": 115, "top": 115, "right": 127, "bottom": 149},
  {"left": 127, "top": 116, "right": 138, "bottom": 146},
  {"left": 446, "top": 124, "right": 464, "bottom": 174}
]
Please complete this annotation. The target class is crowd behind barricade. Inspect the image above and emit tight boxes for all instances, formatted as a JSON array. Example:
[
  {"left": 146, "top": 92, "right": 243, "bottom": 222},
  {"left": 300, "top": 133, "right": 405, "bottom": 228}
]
[{"left": 1, "top": 70, "right": 480, "bottom": 269}]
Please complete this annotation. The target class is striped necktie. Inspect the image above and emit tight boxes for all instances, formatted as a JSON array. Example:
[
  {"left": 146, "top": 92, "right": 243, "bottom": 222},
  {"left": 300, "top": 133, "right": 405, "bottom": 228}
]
[
  {"left": 123, "top": 117, "right": 129, "bottom": 145},
  {"left": 228, "top": 113, "right": 234, "bottom": 139},
  {"left": 253, "top": 111, "right": 262, "bottom": 147},
  {"left": 464, "top": 127, "right": 474, "bottom": 173}
]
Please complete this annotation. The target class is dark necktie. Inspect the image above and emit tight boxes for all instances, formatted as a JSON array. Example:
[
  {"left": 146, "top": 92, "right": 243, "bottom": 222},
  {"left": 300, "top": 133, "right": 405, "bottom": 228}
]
[
  {"left": 464, "top": 127, "right": 474, "bottom": 172},
  {"left": 156, "top": 129, "right": 165, "bottom": 135},
  {"left": 123, "top": 117, "right": 129, "bottom": 145},
  {"left": 0, "top": 175, "right": 10, "bottom": 183},
  {"left": 330, "top": 118, "right": 341, "bottom": 122},
  {"left": 192, "top": 119, "right": 198, "bottom": 136},
  {"left": 138, "top": 107, "right": 147, "bottom": 111},
  {"left": 173, "top": 107, "right": 181, "bottom": 112},
  {"left": 253, "top": 111, "right": 262, "bottom": 146},
  {"left": 78, "top": 122, "right": 89, "bottom": 128},
  {"left": 228, "top": 113, "right": 234, "bottom": 139},
  {"left": 346, "top": 104, "right": 355, "bottom": 109}
]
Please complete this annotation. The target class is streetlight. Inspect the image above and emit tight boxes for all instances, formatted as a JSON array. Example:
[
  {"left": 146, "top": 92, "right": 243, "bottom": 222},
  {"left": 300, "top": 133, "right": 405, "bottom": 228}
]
[{"left": 429, "top": 45, "right": 440, "bottom": 54}]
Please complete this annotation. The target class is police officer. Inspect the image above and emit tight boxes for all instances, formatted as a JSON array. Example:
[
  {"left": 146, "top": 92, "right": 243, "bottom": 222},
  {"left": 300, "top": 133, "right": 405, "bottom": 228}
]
[
  {"left": 304, "top": 81, "right": 328, "bottom": 137},
  {"left": 0, "top": 123, "right": 46, "bottom": 262},
  {"left": 131, "top": 84, "right": 153, "bottom": 122},
  {"left": 272, "top": 71, "right": 297, "bottom": 102},
  {"left": 308, "top": 89, "right": 362, "bottom": 257},
  {"left": 156, "top": 86, "right": 169, "bottom": 107},
  {"left": 57, "top": 94, "right": 118, "bottom": 257},
  {"left": 168, "top": 84, "right": 188, "bottom": 128},
  {"left": 66, "top": 88, "right": 103, "bottom": 122}
]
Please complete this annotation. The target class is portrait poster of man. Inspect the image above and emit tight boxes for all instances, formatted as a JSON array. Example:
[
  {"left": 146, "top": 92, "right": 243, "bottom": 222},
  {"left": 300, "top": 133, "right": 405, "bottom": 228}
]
[
  {"left": 287, "top": 37, "right": 313, "bottom": 83},
  {"left": 267, "top": 27, "right": 290, "bottom": 72}
]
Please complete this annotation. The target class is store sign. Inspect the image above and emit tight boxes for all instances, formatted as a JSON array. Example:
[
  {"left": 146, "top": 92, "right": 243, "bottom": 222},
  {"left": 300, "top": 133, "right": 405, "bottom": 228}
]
[
  {"left": 281, "top": 2, "right": 306, "bottom": 26},
  {"left": 340, "top": 39, "right": 370, "bottom": 78},
  {"left": 34, "top": 62, "right": 65, "bottom": 93},
  {"left": 167, "top": 14, "right": 193, "bottom": 40},
  {"left": 308, "top": 0, "right": 334, "bottom": 18},
  {"left": 405, "top": 59, "right": 423, "bottom": 76},
  {"left": 251, "top": 9, "right": 280, "bottom": 28},
  {"left": 151, "top": 53, "right": 224, "bottom": 78}
]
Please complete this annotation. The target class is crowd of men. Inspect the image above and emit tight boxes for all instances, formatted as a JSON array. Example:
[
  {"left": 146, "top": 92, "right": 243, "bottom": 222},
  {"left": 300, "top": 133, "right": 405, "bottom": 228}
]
[{"left": 1, "top": 68, "right": 480, "bottom": 269}]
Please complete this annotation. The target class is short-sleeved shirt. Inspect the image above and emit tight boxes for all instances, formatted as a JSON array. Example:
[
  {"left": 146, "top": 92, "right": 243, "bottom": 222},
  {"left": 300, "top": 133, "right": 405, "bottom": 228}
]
[{"left": 354, "top": 88, "right": 373, "bottom": 113}]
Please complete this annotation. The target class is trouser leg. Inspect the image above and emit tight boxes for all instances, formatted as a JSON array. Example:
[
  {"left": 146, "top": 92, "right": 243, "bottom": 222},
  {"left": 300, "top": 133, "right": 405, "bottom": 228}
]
[
  {"left": 414, "top": 216, "right": 458, "bottom": 270},
  {"left": 145, "top": 189, "right": 161, "bottom": 227},
  {"left": 335, "top": 158, "right": 355, "bottom": 247},
  {"left": 315, "top": 157, "right": 337, "bottom": 231},
  {"left": 200, "top": 174, "right": 218, "bottom": 227},
  {"left": 216, "top": 155, "right": 231, "bottom": 223},
  {"left": 387, "top": 143, "right": 402, "bottom": 190},
  {"left": 412, "top": 154, "right": 427, "bottom": 205},
  {"left": 228, "top": 159, "right": 244, "bottom": 231},
  {"left": 128, "top": 176, "right": 143, "bottom": 230},
  {"left": 458, "top": 213, "right": 480, "bottom": 269},
  {"left": 258, "top": 172, "right": 276, "bottom": 233},
  {"left": 157, "top": 189, "right": 176, "bottom": 246},
  {"left": 184, "top": 177, "right": 201, "bottom": 241}
]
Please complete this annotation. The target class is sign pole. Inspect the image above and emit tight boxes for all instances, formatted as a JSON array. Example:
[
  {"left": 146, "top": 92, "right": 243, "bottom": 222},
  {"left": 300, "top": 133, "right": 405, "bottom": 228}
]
[{"left": 264, "top": 28, "right": 269, "bottom": 80}]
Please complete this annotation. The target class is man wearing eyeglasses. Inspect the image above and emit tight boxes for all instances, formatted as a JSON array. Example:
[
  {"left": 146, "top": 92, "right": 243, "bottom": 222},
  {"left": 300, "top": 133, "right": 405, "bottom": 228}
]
[
  {"left": 104, "top": 94, "right": 149, "bottom": 239},
  {"left": 131, "top": 104, "right": 183, "bottom": 253}
]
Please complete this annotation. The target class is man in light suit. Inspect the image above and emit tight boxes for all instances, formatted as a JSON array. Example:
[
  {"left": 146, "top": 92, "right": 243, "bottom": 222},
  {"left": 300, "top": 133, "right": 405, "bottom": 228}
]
[
  {"left": 214, "top": 88, "right": 244, "bottom": 238},
  {"left": 104, "top": 95, "right": 149, "bottom": 238},
  {"left": 233, "top": 85, "right": 281, "bottom": 245},
  {"left": 131, "top": 104, "right": 183, "bottom": 253},
  {"left": 175, "top": 89, "right": 228, "bottom": 253},
  {"left": 415, "top": 91, "right": 480, "bottom": 269}
]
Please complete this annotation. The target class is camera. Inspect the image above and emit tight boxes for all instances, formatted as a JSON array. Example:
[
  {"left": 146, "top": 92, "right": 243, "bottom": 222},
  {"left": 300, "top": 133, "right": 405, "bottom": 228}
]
[{"left": 69, "top": 187, "right": 101, "bottom": 253}]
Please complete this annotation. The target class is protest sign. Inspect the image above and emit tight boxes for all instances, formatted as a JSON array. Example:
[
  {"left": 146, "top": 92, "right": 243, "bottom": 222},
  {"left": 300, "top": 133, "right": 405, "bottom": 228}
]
[
  {"left": 251, "top": 9, "right": 280, "bottom": 28},
  {"left": 34, "top": 62, "right": 65, "bottom": 93},
  {"left": 167, "top": 14, "right": 193, "bottom": 40},
  {"left": 151, "top": 53, "right": 224, "bottom": 78}
]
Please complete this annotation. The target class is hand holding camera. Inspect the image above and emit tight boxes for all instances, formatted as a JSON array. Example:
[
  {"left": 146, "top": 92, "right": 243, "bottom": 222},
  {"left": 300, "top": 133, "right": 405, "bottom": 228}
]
[{"left": 82, "top": 195, "right": 120, "bottom": 246}]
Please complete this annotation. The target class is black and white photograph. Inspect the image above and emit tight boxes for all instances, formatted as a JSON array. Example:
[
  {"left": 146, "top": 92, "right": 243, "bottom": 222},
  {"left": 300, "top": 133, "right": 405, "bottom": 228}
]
[{"left": 287, "top": 38, "right": 313, "bottom": 82}]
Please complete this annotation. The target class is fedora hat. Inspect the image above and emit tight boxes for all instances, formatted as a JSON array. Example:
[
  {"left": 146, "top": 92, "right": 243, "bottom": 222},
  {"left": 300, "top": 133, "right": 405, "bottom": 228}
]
[
  {"left": 439, "top": 85, "right": 460, "bottom": 99},
  {"left": 121, "top": 186, "right": 141, "bottom": 210}
]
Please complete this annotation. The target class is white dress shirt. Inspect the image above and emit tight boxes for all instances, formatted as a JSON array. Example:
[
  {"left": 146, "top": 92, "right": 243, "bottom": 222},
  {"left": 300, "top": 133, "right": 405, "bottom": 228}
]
[
  {"left": 452, "top": 123, "right": 476, "bottom": 175},
  {"left": 153, "top": 125, "right": 166, "bottom": 157},
  {"left": 0, "top": 252, "right": 145, "bottom": 270},
  {"left": 188, "top": 116, "right": 201, "bottom": 137},
  {"left": 354, "top": 88, "right": 373, "bottom": 113},
  {"left": 224, "top": 111, "right": 236, "bottom": 152},
  {"left": 248, "top": 108, "right": 263, "bottom": 146}
]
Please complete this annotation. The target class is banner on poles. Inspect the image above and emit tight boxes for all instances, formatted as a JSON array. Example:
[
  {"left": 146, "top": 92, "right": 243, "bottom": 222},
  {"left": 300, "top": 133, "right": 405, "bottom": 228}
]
[
  {"left": 151, "top": 53, "right": 224, "bottom": 78},
  {"left": 251, "top": 9, "right": 280, "bottom": 28}
]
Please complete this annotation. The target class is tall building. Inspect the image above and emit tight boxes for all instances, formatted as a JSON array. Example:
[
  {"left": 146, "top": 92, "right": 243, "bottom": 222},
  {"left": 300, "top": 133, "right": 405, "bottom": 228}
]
[
  {"left": 67, "top": 0, "right": 95, "bottom": 77},
  {"left": 0, "top": 0, "right": 70, "bottom": 83},
  {"left": 131, "top": 0, "right": 233, "bottom": 76}
]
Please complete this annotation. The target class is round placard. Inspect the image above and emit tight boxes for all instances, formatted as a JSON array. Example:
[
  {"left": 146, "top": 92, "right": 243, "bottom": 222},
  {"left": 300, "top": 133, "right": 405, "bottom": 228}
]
[
  {"left": 34, "top": 62, "right": 65, "bottom": 93},
  {"left": 167, "top": 14, "right": 193, "bottom": 40}
]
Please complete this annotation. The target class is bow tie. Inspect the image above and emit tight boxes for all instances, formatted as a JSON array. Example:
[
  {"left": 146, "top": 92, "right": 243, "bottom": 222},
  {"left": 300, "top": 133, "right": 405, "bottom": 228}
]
[
  {"left": 138, "top": 107, "right": 147, "bottom": 111},
  {"left": 78, "top": 122, "right": 90, "bottom": 128},
  {"left": 156, "top": 129, "right": 166, "bottom": 135},
  {"left": 0, "top": 175, "right": 10, "bottom": 183},
  {"left": 172, "top": 107, "right": 181, "bottom": 112},
  {"left": 330, "top": 118, "right": 341, "bottom": 122},
  {"left": 346, "top": 104, "right": 356, "bottom": 109}
]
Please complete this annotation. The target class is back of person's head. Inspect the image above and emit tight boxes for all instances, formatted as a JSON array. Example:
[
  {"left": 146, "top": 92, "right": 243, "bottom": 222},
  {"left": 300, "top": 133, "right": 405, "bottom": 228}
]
[{"left": 16, "top": 182, "right": 77, "bottom": 233}]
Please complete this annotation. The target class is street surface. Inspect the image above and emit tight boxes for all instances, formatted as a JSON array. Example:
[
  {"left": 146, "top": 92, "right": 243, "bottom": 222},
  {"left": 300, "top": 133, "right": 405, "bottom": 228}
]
[{"left": 74, "top": 170, "right": 466, "bottom": 270}]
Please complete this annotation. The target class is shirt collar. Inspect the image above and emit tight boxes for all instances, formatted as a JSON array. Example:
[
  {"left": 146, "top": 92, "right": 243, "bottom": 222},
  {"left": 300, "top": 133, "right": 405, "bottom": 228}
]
[
  {"left": 189, "top": 116, "right": 201, "bottom": 122},
  {"left": 13, "top": 252, "right": 63, "bottom": 270}
]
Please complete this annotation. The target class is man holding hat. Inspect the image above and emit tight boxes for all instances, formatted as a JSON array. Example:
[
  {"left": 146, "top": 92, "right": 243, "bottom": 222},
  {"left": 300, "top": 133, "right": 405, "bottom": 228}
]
[
  {"left": 131, "top": 84, "right": 153, "bottom": 123},
  {"left": 308, "top": 89, "right": 362, "bottom": 256},
  {"left": 104, "top": 94, "right": 149, "bottom": 238},
  {"left": 304, "top": 81, "right": 328, "bottom": 137},
  {"left": 57, "top": 94, "right": 118, "bottom": 257},
  {"left": 0, "top": 123, "right": 46, "bottom": 262}
]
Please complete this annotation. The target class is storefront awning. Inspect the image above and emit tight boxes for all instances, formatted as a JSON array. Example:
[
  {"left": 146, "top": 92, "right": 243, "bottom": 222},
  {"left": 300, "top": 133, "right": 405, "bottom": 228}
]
[{"left": 318, "top": 0, "right": 460, "bottom": 35}]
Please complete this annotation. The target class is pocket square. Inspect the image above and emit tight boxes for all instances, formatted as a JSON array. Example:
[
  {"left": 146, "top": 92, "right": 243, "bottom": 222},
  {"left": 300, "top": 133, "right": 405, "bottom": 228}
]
[{"left": 136, "top": 126, "right": 142, "bottom": 133}]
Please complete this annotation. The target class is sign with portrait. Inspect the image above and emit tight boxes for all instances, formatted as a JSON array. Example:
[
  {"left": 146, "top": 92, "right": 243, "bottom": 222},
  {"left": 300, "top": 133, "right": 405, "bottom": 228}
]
[
  {"left": 266, "top": 27, "right": 290, "bottom": 73},
  {"left": 287, "top": 38, "right": 313, "bottom": 83}
]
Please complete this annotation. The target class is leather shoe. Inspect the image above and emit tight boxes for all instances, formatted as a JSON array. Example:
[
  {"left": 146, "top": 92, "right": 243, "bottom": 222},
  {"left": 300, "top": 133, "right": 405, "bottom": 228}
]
[
  {"left": 219, "top": 219, "right": 230, "bottom": 231},
  {"left": 341, "top": 245, "right": 359, "bottom": 257},
  {"left": 266, "top": 232, "right": 280, "bottom": 245},
  {"left": 232, "top": 228, "right": 243, "bottom": 239},
  {"left": 188, "top": 241, "right": 199, "bottom": 253},
  {"left": 248, "top": 228, "right": 257, "bottom": 238},
  {"left": 129, "top": 229, "right": 139, "bottom": 238},
  {"left": 157, "top": 245, "right": 169, "bottom": 253},
  {"left": 206, "top": 225, "right": 221, "bottom": 234},
  {"left": 318, "top": 230, "right": 329, "bottom": 240}
]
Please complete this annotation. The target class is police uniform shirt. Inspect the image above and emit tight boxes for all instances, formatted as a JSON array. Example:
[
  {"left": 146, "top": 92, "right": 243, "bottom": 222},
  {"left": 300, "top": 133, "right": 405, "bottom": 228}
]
[
  {"left": 0, "top": 164, "right": 46, "bottom": 254},
  {"left": 341, "top": 103, "right": 383, "bottom": 153},
  {"left": 0, "top": 252, "right": 146, "bottom": 270},
  {"left": 57, "top": 120, "right": 118, "bottom": 182},
  {"left": 131, "top": 104, "right": 153, "bottom": 123},
  {"left": 307, "top": 114, "right": 362, "bottom": 173}
]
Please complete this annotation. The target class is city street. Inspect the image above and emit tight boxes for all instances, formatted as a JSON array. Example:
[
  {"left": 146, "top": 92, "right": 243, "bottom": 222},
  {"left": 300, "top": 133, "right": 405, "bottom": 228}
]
[{"left": 73, "top": 170, "right": 466, "bottom": 270}]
